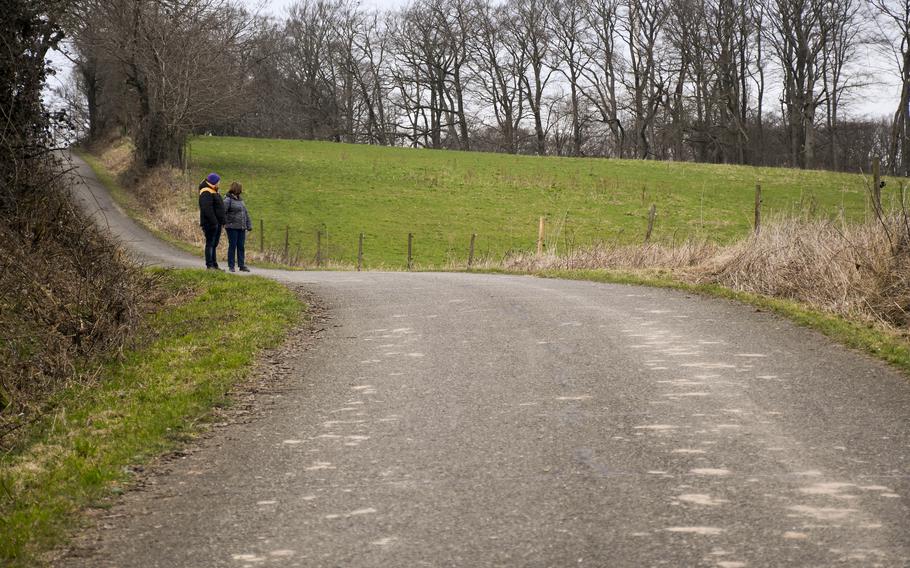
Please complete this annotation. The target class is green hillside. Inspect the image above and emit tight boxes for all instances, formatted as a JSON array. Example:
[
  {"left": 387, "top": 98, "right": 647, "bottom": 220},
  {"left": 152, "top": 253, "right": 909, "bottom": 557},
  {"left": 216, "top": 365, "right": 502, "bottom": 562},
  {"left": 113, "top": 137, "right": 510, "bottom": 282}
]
[{"left": 189, "top": 136, "right": 894, "bottom": 267}]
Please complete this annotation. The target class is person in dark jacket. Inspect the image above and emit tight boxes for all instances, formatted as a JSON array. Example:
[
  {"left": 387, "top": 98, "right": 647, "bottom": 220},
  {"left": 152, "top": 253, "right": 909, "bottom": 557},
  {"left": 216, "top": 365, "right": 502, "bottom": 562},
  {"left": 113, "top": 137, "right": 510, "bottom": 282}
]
[
  {"left": 198, "top": 172, "right": 226, "bottom": 270},
  {"left": 223, "top": 181, "right": 253, "bottom": 272}
]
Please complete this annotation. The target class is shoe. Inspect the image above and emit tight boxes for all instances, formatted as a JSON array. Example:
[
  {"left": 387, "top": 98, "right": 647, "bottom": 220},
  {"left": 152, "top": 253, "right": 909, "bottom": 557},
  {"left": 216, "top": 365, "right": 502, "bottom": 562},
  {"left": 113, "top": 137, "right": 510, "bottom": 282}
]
[
  {"left": 229, "top": 267, "right": 235, "bottom": 272},
  {"left": 207, "top": 266, "right": 224, "bottom": 272},
  {"left": 239, "top": 266, "right": 250, "bottom": 272}
]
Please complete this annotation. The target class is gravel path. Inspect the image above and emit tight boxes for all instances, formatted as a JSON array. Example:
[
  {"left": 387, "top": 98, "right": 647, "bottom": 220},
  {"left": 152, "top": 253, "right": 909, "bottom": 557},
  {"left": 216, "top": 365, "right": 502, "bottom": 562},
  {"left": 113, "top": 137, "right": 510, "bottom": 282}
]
[{"left": 63, "top": 155, "right": 910, "bottom": 567}]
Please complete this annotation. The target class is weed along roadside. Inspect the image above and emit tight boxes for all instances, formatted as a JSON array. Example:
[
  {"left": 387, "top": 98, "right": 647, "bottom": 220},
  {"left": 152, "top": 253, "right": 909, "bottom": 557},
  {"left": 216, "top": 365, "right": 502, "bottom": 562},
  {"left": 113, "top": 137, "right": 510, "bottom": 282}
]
[{"left": 0, "top": 270, "right": 304, "bottom": 566}]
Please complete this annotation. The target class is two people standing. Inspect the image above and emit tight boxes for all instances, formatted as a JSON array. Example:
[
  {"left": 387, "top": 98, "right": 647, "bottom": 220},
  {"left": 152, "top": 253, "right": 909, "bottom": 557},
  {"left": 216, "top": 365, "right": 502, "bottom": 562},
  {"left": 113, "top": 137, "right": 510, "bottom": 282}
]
[{"left": 198, "top": 173, "right": 252, "bottom": 272}]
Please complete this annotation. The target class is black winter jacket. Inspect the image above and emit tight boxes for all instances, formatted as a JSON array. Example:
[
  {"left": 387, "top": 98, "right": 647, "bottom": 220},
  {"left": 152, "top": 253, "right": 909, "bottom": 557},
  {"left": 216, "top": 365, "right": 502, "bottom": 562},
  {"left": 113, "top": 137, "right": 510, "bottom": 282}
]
[{"left": 198, "top": 181, "right": 226, "bottom": 229}]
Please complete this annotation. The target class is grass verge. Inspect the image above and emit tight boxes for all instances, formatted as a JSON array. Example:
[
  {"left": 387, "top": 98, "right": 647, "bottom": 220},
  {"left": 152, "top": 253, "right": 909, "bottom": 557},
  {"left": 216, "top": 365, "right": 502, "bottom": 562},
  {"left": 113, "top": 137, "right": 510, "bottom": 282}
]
[
  {"left": 520, "top": 267, "right": 910, "bottom": 376},
  {"left": 0, "top": 269, "right": 303, "bottom": 566}
]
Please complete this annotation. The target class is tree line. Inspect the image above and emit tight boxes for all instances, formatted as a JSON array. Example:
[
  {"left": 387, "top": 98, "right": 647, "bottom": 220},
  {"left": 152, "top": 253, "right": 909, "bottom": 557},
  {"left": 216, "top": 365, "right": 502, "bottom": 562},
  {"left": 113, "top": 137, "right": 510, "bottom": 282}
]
[{"left": 67, "top": 0, "right": 910, "bottom": 174}]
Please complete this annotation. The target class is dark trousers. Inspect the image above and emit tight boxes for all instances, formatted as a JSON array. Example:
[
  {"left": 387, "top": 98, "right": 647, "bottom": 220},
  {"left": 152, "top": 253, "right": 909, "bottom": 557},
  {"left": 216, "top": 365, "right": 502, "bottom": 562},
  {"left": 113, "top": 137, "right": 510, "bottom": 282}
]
[
  {"left": 202, "top": 225, "right": 222, "bottom": 268},
  {"left": 226, "top": 228, "right": 247, "bottom": 269}
]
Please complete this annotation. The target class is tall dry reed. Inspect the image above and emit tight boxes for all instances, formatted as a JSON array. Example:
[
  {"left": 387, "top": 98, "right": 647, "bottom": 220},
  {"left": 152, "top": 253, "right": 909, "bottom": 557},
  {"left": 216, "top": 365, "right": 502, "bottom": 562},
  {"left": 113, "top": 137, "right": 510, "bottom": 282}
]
[{"left": 497, "top": 214, "right": 910, "bottom": 331}]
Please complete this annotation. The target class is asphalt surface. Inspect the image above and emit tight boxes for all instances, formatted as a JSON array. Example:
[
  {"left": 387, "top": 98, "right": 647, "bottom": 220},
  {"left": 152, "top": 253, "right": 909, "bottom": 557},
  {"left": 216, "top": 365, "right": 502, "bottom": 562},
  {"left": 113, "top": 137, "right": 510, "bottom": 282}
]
[{"left": 64, "top": 156, "right": 910, "bottom": 567}]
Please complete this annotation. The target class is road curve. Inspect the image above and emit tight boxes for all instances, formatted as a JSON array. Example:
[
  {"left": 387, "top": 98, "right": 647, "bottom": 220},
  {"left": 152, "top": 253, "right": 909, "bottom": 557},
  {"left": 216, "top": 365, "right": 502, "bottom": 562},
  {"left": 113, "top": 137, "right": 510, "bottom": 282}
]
[{"left": 65, "top": 156, "right": 910, "bottom": 567}]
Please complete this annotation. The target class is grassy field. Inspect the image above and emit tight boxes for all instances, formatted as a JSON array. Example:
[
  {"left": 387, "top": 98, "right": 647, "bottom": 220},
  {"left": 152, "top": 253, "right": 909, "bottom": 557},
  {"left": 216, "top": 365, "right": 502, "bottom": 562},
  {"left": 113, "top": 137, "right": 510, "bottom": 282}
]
[
  {"left": 0, "top": 270, "right": 302, "bottom": 566},
  {"left": 187, "top": 136, "right": 899, "bottom": 267}
]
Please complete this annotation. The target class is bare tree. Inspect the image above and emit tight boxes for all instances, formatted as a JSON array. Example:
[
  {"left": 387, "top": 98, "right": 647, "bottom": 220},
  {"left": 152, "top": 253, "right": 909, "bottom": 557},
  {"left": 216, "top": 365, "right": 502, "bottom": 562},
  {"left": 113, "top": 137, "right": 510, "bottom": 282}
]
[
  {"left": 764, "top": 0, "right": 831, "bottom": 168},
  {"left": 432, "top": 0, "right": 476, "bottom": 150},
  {"left": 231, "top": 16, "right": 299, "bottom": 139},
  {"left": 509, "top": 0, "right": 555, "bottom": 155},
  {"left": 350, "top": 11, "right": 394, "bottom": 145},
  {"left": 391, "top": 0, "right": 462, "bottom": 149},
  {"left": 332, "top": 1, "right": 363, "bottom": 143},
  {"left": 66, "top": 0, "right": 897, "bottom": 171},
  {"left": 471, "top": 0, "right": 527, "bottom": 153},
  {"left": 751, "top": 0, "right": 767, "bottom": 163},
  {"left": 66, "top": 5, "right": 116, "bottom": 143},
  {"left": 819, "top": 0, "right": 865, "bottom": 170},
  {"left": 581, "top": 0, "right": 626, "bottom": 157},
  {"left": 549, "top": 0, "right": 590, "bottom": 155},
  {"left": 869, "top": 0, "right": 910, "bottom": 175},
  {"left": 72, "top": 0, "right": 258, "bottom": 168},
  {"left": 664, "top": 0, "right": 703, "bottom": 160},
  {"left": 621, "top": 0, "right": 669, "bottom": 159},
  {"left": 706, "top": 0, "right": 752, "bottom": 163},
  {"left": 282, "top": 0, "right": 340, "bottom": 140}
]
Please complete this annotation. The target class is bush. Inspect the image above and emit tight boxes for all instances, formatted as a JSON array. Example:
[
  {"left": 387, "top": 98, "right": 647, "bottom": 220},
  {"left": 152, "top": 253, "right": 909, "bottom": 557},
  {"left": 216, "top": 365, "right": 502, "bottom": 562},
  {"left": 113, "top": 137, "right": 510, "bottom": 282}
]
[
  {"left": 0, "top": 1, "right": 149, "bottom": 444},
  {"left": 0, "top": 163, "right": 151, "bottom": 430}
]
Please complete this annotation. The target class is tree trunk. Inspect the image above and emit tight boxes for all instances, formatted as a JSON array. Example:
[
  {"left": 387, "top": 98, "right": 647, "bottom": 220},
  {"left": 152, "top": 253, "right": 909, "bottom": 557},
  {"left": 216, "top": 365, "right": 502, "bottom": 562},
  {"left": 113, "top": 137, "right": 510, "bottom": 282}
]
[
  {"left": 454, "top": 67, "right": 470, "bottom": 151},
  {"left": 890, "top": 48, "right": 910, "bottom": 175},
  {"left": 79, "top": 59, "right": 103, "bottom": 141},
  {"left": 570, "top": 77, "right": 581, "bottom": 156}
]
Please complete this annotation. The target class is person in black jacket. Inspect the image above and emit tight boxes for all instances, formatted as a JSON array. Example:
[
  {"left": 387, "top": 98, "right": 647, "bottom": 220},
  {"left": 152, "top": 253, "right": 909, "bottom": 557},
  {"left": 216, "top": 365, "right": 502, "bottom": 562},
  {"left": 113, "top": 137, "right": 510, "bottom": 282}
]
[{"left": 198, "top": 172, "right": 227, "bottom": 270}]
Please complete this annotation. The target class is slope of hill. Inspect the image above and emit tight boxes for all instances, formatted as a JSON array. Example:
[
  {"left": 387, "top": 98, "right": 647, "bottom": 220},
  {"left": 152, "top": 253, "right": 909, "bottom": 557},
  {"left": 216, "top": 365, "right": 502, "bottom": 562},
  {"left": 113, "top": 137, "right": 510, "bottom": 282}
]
[{"left": 188, "top": 137, "right": 891, "bottom": 267}]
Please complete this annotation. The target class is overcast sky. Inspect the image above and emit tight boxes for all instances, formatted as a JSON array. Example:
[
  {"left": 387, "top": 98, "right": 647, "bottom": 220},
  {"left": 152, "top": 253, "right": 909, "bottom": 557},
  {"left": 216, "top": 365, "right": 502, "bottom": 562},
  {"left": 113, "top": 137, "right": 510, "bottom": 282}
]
[
  {"left": 48, "top": 0, "right": 904, "bottom": 128},
  {"left": 248, "top": 0, "right": 408, "bottom": 15},
  {"left": 243, "top": 0, "right": 903, "bottom": 118}
]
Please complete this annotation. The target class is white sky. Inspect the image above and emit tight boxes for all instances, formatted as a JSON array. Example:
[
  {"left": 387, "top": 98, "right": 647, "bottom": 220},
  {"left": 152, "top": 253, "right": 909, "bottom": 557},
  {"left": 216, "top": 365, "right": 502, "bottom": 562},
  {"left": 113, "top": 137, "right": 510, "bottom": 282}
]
[{"left": 249, "top": 0, "right": 408, "bottom": 15}]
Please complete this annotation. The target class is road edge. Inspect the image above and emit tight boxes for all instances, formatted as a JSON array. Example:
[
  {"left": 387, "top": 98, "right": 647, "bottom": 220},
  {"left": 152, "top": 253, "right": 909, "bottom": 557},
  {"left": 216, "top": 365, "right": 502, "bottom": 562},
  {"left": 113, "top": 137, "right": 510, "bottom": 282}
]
[{"left": 469, "top": 266, "right": 910, "bottom": 380}]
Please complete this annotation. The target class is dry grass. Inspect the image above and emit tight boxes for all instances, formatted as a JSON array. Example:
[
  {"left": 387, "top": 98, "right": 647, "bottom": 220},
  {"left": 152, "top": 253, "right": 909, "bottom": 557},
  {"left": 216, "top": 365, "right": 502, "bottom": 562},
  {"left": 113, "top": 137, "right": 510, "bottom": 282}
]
[
  {"left": 704, "top": 216, "right": 910, "bottom": 328},
  {"left": 494, "top": 213, "right": 910, "bottom": 332},
  {"left": 493, "top": 239, "right": 719, "bottom": 273},
  {"left": 93, "top": 138, "right": 204, "bottom": 248}
]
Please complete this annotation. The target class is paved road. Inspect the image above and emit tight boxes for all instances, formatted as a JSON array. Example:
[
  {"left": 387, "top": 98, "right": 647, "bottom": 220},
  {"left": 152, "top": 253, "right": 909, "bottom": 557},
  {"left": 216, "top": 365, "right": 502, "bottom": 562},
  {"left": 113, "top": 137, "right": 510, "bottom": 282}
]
[{"left": 65, "top": 156, "right": 910, "bottom": 567}]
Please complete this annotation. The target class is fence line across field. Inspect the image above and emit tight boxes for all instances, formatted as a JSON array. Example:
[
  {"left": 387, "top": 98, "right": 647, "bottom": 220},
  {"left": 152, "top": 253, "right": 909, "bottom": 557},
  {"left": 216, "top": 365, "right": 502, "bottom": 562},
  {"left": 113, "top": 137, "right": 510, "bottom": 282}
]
[
  {"left": 244, "top": 162, "right": 888, "bottom": 269},
  {"left": 251, "top": 205, "right": 664, "bottom": 270},
  {"left": 247, "top": 201, "right": 800, "bottom": 269}
]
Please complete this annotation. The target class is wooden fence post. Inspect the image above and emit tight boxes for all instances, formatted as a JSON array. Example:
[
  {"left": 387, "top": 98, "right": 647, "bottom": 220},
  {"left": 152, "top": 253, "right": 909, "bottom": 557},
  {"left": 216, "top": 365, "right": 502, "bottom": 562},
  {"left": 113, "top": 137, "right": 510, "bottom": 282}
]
[
  {"left": 357, "top": 232, "right": 364, "bottom": 272},
  {"left": 316, "top": 230, "right": 322, "bottom": 267},
  {"left": 754, "top": 183, "right": 762, "bottom": 235},
  {"left": 645, "top": 204, "right": 657, "bottom": 242},
  {"left": 259, "top": 219, "right": 264, "bottom": 252},
  {"left": 468, "top": 233, "right": 476, "bottom": 268},
  {"left": 407, "top": 233, "right": 413, "bottom": 271},
  {"left": 537, "top": 216, "right": 545, "bottom": 255},
  {"left": 283, "top": 225, "right": 289, "bottom": 260},
  {"left": 873, "top": 156, "right": 883, "bottom": 217}
]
